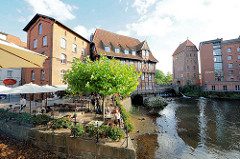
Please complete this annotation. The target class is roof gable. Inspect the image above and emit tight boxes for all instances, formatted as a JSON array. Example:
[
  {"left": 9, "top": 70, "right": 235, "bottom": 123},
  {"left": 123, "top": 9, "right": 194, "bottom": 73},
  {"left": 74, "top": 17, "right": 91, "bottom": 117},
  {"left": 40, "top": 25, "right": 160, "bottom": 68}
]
[{"left": 173, "top": 39, "right": 197, "bottom": 56}]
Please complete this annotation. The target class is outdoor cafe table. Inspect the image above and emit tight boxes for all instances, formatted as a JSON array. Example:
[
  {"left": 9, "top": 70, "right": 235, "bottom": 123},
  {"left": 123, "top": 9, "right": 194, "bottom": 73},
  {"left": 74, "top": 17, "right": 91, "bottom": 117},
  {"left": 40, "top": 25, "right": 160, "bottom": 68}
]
[{"left": 88, "top": 120, "right": 104, "bottom": 127}]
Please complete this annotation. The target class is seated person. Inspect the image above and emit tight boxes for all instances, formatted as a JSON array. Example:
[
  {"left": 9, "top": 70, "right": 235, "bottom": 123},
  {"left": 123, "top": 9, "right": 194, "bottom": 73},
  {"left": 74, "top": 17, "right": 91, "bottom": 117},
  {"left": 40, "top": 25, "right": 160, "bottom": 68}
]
[{"left": 105, "top": 107, "right": 111, "bottom": 117}]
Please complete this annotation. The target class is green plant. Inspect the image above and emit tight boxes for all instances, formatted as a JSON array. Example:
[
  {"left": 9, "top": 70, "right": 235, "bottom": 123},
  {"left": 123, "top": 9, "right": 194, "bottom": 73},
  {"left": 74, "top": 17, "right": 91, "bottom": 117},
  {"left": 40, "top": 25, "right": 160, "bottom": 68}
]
[
  {"left": 16, "top": 113, "right": 33, "bottom": 124},
  {"left": 71, "top": 124, "right": 86, "bottom": 137},
  {"left": 108, "top": 126, "right": 125, "bottom": 141},
  {"left": 33, "top": 114, "right": 51, "bottom": 125},
  {"left": 49, "top": 117, "right": 73, "bottom": 130}
]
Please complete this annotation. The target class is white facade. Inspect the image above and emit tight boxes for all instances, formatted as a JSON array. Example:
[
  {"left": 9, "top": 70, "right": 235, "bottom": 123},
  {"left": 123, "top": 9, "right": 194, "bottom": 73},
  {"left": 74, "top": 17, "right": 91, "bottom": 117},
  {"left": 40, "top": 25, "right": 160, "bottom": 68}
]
[{"left": 0, "top": 68, "right": 22, "bottom": 87}]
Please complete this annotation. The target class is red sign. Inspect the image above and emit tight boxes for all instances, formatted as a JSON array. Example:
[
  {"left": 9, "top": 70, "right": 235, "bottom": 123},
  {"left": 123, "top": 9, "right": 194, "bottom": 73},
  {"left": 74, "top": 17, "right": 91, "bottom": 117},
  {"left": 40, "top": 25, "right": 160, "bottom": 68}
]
[{"left": 3, "top": 79, "right": 17, "bottom": 85}]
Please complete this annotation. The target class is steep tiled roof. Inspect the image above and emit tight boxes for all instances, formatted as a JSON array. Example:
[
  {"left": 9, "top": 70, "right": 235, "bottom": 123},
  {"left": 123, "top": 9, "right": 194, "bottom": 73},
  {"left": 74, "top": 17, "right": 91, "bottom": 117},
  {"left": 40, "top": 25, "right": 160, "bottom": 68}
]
[
  {"left": 173, "top": 40, "right": 197, "bottom": 56},
  {"left": 92, "top": 29, "right": 158, "bottom": 62}
]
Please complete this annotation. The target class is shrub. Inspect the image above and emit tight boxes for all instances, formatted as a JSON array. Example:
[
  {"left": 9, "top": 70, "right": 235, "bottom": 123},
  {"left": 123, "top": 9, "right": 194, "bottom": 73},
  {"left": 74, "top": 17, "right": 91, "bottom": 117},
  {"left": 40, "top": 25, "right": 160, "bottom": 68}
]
[
  {"left": 16, "top": 113, "right": 33, "bottom": 124},
  {"left": 49, "top": 117, "right": 73, "bottom": 130},
  {"left": 71, "top": 124, "right": 85, "bottom": 137},
  {"left": 33, "top": 114, "right": 51, "bottom": 125},
  {"left": 108, "top": 126, "right": 125, "bottom": 141},
  {"left": 143, "top": 96, "right": 168, "bottom": 108}
]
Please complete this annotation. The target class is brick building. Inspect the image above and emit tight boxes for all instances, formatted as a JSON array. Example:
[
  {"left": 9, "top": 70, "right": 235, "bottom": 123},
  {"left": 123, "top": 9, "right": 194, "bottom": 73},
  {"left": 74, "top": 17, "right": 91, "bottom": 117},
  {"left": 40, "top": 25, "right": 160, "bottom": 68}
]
[
  {"left": 0, "top": 32, "right": 27, "bottom": 87},
  {"left": 172, "top": 40, "right": 199, "bottom": 86},
  {"left": 90, "top": 29, "right": 158, "bottom": 92},
  {"left": 199, "top": 37, "right": 240, "bottom": 91},
  {"left": 22, "top": 14, "right": 90, "bottom": 87}
]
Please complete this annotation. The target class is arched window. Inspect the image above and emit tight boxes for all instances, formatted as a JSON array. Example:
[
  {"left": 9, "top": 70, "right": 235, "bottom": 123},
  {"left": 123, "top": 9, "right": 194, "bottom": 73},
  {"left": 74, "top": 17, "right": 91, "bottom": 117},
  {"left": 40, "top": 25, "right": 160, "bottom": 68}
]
[
  {"left": 41, "top": 70, "right": 45, "bottom": 80},
  {"left": 31, "top": 70, "right": 35, "bottom": 81},
  {"left": 61, "top": 70, "right": 66, "bottom": 80},
  {"left": 61, "top": 54, "right": 66, "bottom": 64},
  {"left": 38, "top": 24, "right": 42, "bottom": 35}
]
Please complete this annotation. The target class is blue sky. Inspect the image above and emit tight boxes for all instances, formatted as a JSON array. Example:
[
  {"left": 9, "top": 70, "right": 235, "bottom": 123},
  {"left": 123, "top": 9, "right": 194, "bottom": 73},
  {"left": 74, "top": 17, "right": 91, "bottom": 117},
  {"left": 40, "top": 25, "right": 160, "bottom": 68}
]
[{"left": 1, "top": 0, "right": 240, "bottom": 74}]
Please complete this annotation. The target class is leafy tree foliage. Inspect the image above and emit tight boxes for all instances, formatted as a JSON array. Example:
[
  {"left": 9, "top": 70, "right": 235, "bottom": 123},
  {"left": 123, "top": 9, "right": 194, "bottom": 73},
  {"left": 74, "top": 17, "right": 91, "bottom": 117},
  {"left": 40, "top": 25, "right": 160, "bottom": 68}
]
[
  {"left": 63, "top": 55, "right": 141, "bottom": 118},
  {"left": 155, "top": 69, "right": 172, "bottom": 84}
]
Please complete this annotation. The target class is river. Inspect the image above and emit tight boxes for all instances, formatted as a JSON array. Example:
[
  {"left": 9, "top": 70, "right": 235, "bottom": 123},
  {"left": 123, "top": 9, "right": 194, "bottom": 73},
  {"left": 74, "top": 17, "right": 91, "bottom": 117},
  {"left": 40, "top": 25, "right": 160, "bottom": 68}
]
[{"left": 155, "top": 97, "right": 240, "bottom": 159}]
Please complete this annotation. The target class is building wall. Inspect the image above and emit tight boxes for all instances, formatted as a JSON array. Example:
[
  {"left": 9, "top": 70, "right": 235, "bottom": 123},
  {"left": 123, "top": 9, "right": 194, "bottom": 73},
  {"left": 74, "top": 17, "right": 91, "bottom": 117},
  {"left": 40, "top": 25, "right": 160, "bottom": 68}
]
[
  {"left": 22, "top": 17, "right": 53, "bottom": 85},
  {"left": 51, "top": 23, "right": 90, "bottom": 85},
  {"left": 199, "top": 43, "right": 215, "bottom": 89},
  {"left": 173, "top": 52, "right": 184, "bottom": 86}
]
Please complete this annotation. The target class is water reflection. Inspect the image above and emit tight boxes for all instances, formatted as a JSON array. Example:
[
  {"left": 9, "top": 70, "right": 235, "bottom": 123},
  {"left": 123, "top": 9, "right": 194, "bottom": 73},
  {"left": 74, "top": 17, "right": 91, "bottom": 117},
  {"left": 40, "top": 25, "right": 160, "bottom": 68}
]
[{"left": 155, "top": 98, "right": 240, "bottom": 159}]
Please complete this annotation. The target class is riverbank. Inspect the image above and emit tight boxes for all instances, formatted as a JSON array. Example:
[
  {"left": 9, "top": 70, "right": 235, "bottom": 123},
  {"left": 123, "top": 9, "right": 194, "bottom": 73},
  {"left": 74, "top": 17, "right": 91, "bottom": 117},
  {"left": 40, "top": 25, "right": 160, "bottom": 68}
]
[{"left": 129, "top": 106, "right": 159, "bottom": 159}]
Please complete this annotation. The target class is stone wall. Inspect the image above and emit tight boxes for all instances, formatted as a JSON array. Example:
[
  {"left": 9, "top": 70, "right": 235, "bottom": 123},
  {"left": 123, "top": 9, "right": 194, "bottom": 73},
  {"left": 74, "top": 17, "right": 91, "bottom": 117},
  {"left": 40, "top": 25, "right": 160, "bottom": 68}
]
[
  {"left": 120, "top": 97, "right": 132, "bottom": 112},
  {"left": 0, "top": 120, "right": 136, "bottom": 159}
]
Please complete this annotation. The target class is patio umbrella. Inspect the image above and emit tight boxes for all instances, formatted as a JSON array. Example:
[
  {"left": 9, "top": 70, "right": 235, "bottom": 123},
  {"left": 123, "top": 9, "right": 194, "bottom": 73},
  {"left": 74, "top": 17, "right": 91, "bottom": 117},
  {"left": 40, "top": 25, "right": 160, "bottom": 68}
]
[
  {"left": 0, "top": 85, "right": 10, "bottom": 92},
  {"left": 42, "top": 85, "right": 59, "bottom": 110},
  {"left": 53, "top": 85, "right": 68, "bottom": 91},
  {"left": 0, "top": 40, "right": 47, "bottom": 68},
  {"left": 0, "top": 83, "right": 58, "bottom": 114}
]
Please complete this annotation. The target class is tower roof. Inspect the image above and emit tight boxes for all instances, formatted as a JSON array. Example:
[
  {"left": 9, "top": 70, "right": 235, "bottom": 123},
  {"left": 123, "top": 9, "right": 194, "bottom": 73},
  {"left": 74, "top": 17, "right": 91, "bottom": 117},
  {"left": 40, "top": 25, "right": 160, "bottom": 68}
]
[{"left": 173, "top": 39, "right": 197, "bottom": 56}]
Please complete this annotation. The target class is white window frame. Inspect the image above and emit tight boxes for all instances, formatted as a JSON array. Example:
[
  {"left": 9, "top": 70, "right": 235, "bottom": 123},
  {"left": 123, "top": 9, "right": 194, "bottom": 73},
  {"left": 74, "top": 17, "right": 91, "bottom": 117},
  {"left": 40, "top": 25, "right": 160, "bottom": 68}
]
[
  {"left": 43, "top": 36, "right": 47, "bottom": 46},
  {"left": 31, "top": 70, "right": 35, "bottom": 81},
  {"left": 61, "top": 70, "right": 66, "bottom": 80},
  {"left": 61, "top": 38, "right": 66, "bottom": 49},
  {"left": 72, "top": 44, "right": 77, "bottom": 53},
  {"left": 138, "top": 62, "right": 141, "bottom": 69},
  {"left": 115, "top": 48, "right": 120, "bottom": 53},
  {"left": 146, "top": 50, "right": 149, "bottom": 57},
  {"left": 38, "top": 24, "right": 42, "bottom": 35},
  {"left": 142, "top": 50, "right": 146, "bottom": 57},
  {"left": 130, "top": 61, "right": 134, "bottom": 65},
  {"left": 149, "top": 63, "right": 152, "bottom": 70},
  {"left": 132, "top": 50, "right": 136, "bottom": 56},
  {"left": 41, "top": 69, "right": 45, "bottom": 80},
  {"left": 61, "top": 54, "right": 66, "bottom": 64},
  {"left": 81, "top": 48, "right": 85, "bottom": 55},
  {"left": 227, "top": 48, "right": 231, "bottom": 53},
  {"left": 125, "top": 49, "right": 129, "bottom": 55},
  {"left": 149, "top": 75, "right": 152, "bottom": 81},
  {"left": 33, "top": 39, "right": 37, "bottom": 48},
  {"left": 228, "top": 55, "right": 232, "bottom": 60},
  {"left": 121, "top": 60, "right": 126, "bottom": 65},
  {"left": 141, "top": 75, "right": 145, "bottom": 80},
  {"left": 105, "top": 46, "right": 110, "bottom": 52}
]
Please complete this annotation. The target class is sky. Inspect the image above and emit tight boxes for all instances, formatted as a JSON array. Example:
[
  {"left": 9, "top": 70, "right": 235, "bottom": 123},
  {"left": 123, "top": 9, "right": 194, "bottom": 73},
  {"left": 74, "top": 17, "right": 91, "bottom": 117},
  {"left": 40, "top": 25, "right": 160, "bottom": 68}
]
[{"left": 1, "top": 0, "right": 240, "bottom": 74}]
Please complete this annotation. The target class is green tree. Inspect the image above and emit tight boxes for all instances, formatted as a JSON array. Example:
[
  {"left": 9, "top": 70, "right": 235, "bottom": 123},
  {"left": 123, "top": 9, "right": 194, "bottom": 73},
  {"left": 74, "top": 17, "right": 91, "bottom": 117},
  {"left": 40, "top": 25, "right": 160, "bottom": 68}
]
[
  {"left": 64, "top": 55, "right": 141, "bottom": 119},
  {"left": 155, "top": 70, "right": 165, "bottom": 84},
  {"left": 165, "top": 72, "right": 173, "bottom": 83}
]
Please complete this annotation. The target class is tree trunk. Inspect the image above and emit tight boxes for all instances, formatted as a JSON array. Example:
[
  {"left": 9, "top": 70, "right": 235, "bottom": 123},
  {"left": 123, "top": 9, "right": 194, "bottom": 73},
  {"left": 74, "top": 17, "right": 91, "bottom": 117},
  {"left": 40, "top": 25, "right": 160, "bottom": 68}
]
[{"left": 102, "top": 94, "right": 106, "bottom": 121}]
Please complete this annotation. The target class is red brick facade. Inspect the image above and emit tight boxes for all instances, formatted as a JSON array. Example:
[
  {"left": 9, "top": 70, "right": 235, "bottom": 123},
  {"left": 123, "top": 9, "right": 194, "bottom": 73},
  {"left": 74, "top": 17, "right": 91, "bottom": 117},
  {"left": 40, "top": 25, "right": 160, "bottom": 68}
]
[{"left": 199, "top": 38, "right": 240, "bottom": 91}]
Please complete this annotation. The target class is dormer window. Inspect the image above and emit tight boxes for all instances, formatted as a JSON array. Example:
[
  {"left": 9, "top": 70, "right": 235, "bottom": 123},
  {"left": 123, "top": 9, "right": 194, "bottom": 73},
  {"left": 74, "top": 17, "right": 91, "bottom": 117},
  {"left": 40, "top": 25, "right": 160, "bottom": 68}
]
[
  {"left": 132, "top": 51, "right": 136, "bottom": 56},
  {"left": 115, "top": 48, "right": 120, "bottom": 53},
  {"left": 142, "top": 50, "right": 146, "bottom": 56},
  {"left": 125, "top": 49, "right": 129, "bottom": 55},
  {"left": 105, "top": 46, "right": 110, "bottom": 52},
  {"left": 146, "top": 50, "right": 149, "bottom": 57}
]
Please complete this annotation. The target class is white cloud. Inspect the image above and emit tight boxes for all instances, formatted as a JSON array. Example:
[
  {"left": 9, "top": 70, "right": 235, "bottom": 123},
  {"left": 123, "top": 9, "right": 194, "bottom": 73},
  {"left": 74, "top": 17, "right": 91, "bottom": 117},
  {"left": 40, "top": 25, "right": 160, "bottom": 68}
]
[
  {"left": 116, "top": 30, "right": 130, "bottom": 36},
  {"left": 17, "top": 17, "right": 26, "bottom": 23},
  {"left": 16, "top": 9, "right": 22, "bottom": 13},
  {"left": 24, "top": 0, "right": 77, "bottom": 22},
  {"left": 121, "top": 0, "right": 240, "bottom": 73},
  {"left": 132, "top": 0, "right": 156, "bottom": 14},
  {"left": 74, "top": 25, "right": 95, "bottom": 40},
  {"left": 125, "top": 2, "right": 129, "bottom": 12}
]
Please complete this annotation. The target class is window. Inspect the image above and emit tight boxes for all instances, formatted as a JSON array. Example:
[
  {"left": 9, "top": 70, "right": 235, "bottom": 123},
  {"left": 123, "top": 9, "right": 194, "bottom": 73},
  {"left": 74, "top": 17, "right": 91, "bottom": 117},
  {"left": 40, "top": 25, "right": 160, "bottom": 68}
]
[
  {"left": 237, "top": 47, "right": 240, "bottom": 52},
  {"left": 121, "top": 60, "right": 126, "bottom": 65},
  {"left": 214, "top": 56, "right": 222, "bottom": 62},
  {"left": 212, "top": 85, "right": 215, "bottom": 91},
  {"left": 141, "top": 74, "right": 145, "bottom": 80},
  {"left": 213, "top": 49, "right": 222, "bottom": 55},
  {"left": 146, "top": 50, "right": 149, "bottom": 57},
  {"left": 229, "top": 70, "right": 234, "bottom": 75},
  {"left": 187, "top": 65, "right": 190, "bottom": 70},
  {"left": 228, "top": 56, "right": 232, "bottom": 60},
  {"left": 61, "top": 54, "right": 66, "bottom": 64},
  {"left": 235, "top": 85, "right": 240, "bottom": 91},
  {"left": 81, "top": 48, "right": 85, "bottom": 55},
  {"left": 61, "top": 38, "right": 66, "bottom": 48},
  {"left": 43, "top": 36, "right": 47, "bottom": 46},
  {"left": 142, "top": 50, "right": 146, "bottom": 56},
  {"left": 223, "top": 85, "right": 227, "bottom": 91},
  {"left": 31, "top": 70, "right": 35, "bottom": 81},
  {"left": 105, "top": 46, "right": 110, "bottom": 52},
  {"left": 228, "top": 63, "right": 233, "bottom": 68},
  {"left": 194, "top": 66, "right": 196, "bottom": 70},
  {"left": 177, "top": 67, "right": 180, "bottom": 71},
  {"left": 125, "top": 49, "right": 129, "bottom": 55},
  {"left": 138, "top": 62, "right": 141, "bottom": 69},
  {"left": 115, "top": 48, "right": 120, "bottom": 53},
  {"left": 7, "top": 70, "right": 12, "bottom": 77},
  {"left": 130, "top": 61, "right": 134, "bottom": 65},
  {"left": 33, "top": 39, "right": 37, "bottom": 48},
  {"left": 38, "top": 24, "right": 42, "bottom": 35},
  {"left": 41, "top": 70, "right": 45, "bottom": 80},
  {"left": 230, "top": 78, "right": 234, "bottom": 81},
  {"left": 132, "top": 51, "right": 136, "bottom": 56},
  {"left": 149, "top": 75, "right": 152, "bottom": 81},
  {"left": 72, "top": 44, "right": 77, "bottom": 53},
  {"left": 187, "top": 73, "right": 190, "bottom": 77},
  {"left": 149, "top": 63, "right": 152, "bottom": 70},
  {"left": 227, "top": 48, "right": 231, "bottom": 53},
  {"left": 238, "top": 55, "right": 240, "bottom": 59},
  {"left": 181, "top": 66, "right": 183, "bottom": 70},
  {"left": 61, "top": 70, "right": 66, "bottom": 80}
]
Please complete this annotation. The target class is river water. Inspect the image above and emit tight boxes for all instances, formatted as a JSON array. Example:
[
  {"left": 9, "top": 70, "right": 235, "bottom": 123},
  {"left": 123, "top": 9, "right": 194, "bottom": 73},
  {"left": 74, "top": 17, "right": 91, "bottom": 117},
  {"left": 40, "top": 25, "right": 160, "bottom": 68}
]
[{"left": 155, "top": 97, "right": 240, "bottom": 159}]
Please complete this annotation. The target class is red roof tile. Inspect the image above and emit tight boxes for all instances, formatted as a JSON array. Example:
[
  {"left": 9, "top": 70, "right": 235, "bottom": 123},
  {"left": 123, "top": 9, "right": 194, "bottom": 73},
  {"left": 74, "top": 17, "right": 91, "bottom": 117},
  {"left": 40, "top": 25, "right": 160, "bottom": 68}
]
[
  {"left": 92, "top": 29, "right": 158, "bottom": 62},
  {"left": 172, "top": 39, "right": 197, "bottom": 56}
]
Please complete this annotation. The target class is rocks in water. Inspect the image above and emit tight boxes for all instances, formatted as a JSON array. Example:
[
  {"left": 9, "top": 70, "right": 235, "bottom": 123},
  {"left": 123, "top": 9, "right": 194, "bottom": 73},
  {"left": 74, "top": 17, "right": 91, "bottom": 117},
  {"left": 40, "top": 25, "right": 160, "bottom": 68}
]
[
  {"left": 143, "top": 96, "right": 168, "bottom": 109},
  {"left": 138, "top": 118, "right": 145, "bottom": 121}
]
